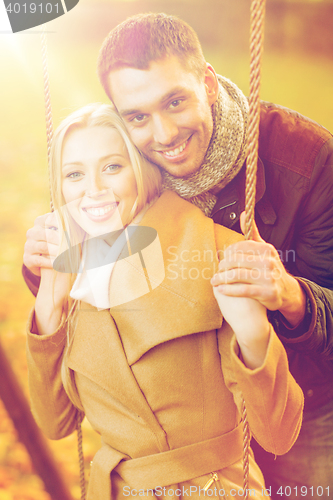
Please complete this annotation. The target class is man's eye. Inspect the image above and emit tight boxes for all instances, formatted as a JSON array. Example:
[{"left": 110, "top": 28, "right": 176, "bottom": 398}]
[
  {"left": 132, "top": 114, "right": 147, "bottom": 123},
  {"left": 169, "top": 99, "right": 182, "bottom": 109}
]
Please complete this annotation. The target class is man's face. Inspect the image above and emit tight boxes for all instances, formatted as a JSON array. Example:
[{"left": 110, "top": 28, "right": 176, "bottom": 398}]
[{"left": 107, "top": 56, "right": 219, "bottom": 178}]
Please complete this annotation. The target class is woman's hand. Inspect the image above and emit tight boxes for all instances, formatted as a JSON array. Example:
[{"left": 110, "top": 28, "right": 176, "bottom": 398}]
[
  {"left": 33, "top": 213, "right": 71, "bottom": 335},
  {"left": 34, "top": 268, "right": 71, "bottom": 336},
  {"left": 24, "top": 213, "right": 60, "bottom": 276},
  {"left": 212, "top": 286, "right": 270, "bottom": 369},
  {"left": 211, "top": 214, "right": 273, "bottom": 369}
]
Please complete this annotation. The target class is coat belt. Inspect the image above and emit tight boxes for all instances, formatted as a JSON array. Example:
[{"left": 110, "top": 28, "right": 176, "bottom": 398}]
[{"left": 114, "top": 423, "right": 243, "bottom": 490}]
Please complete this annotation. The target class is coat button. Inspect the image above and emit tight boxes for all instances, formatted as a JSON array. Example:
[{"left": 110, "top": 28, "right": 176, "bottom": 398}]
[
  {"left": 229, "top": 212, "right": 237, "bottom": 220},
  {"left": 307, "top": 389, "right": 314, "bottom": 397}
]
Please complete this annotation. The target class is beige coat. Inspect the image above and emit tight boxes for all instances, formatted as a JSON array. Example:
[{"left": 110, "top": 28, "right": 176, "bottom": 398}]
[{"left": 26, "top": 191, "right": 303, "bottom": 499}]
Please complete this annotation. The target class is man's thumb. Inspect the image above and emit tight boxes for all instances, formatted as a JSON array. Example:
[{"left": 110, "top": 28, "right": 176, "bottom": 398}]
[{"left": 240, "top": 211, "right": 265, "bottom": 242}]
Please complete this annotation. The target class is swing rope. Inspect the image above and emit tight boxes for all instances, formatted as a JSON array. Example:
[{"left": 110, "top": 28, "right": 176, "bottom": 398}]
[
  {"left": 40, "top": 0, "right": 266, "bottom": 495},
  {"left": 242, "top": 1, "right": 266, "bottom": 497},
  {"left": 40, "top": 24, "right": 54, "bottom": 212},
  {"left": 40, "top": 24, "right": 87, "bottom": 500},
  {"left": 245, "top": 0, "right": 266, "bottom": 240}
]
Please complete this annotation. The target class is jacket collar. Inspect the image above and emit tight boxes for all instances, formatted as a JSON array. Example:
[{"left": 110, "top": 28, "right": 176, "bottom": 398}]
[{"left": 212, "top": 158, "right": 277, "bottom": 228}]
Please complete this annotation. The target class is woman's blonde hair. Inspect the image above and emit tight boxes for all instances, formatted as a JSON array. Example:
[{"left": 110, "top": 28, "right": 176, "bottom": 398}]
[{"left": 49, "top": 103, "right": 162, "bottom": 409}]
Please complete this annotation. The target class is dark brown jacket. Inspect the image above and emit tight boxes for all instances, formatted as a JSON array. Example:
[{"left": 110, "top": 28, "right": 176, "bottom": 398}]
[{"left": 212, "top": 101, "right": 333, "bottom": 412}]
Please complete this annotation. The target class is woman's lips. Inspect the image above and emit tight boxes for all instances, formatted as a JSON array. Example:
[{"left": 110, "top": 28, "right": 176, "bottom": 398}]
[{"left": 82, "top": 202, "right": 118, "bottom": 222}]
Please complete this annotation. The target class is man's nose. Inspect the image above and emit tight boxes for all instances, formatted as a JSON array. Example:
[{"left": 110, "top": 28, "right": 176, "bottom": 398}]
[{"left": 152, "top": 114, "right": 179, "bottom": 146}]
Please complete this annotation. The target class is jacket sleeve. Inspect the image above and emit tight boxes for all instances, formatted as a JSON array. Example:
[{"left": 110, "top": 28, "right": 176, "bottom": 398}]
[
  {"left": 270, "top": 138, "right": 333, "bottom": 361},
  {"left": 218, "top": 322, "right": 304, "bottom": 455},
  {"left": 26, "top": 308, "right": 83, "bottom": 440}
]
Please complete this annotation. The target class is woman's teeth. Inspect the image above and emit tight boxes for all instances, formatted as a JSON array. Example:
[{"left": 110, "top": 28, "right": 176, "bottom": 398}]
[
  {"left": 163, "top": 139, "right": 188, "bottom": 157},
  {"left": 85, "top": 204, "right": 115, "bottom": 216}
]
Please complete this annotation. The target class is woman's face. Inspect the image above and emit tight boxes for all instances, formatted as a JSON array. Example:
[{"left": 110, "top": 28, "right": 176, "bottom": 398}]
[{"left": 61, "top": 126, "right": 138, "bottom": 238}]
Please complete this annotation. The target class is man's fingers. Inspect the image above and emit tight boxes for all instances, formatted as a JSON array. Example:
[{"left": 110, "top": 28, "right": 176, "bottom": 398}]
[
  {"left": 240, "top": 211, "right": 265, "bottom": 243},
  {"left": 213, "top": 267, "right": 269, "bottom": 285},
  {"left": 214, "top": 283, "right": 262, "bottom": 299},
  {"left": 217, "top": 255, "right": 276, "bottom": 275},
  {"left": 223, "top": 240, "right": 274, "bottom": 261}
]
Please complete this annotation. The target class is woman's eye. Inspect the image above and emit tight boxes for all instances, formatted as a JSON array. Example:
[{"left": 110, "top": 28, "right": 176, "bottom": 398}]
[
  {"left": 105, "top": 164, "right": 121, "bottom": 172},
  {"left": 67, "top": 172, "right": 82, "bottom": 179}
]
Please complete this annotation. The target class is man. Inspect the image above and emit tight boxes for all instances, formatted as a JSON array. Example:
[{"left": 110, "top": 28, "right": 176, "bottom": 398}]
[{"left": 23, "top": 12, "right": 333, "bottom": 498}]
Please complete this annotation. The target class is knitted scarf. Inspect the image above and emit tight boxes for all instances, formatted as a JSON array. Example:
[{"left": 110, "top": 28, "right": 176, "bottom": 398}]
[{"left": 162, "top": 75, "right": 249, "bottom": 216}]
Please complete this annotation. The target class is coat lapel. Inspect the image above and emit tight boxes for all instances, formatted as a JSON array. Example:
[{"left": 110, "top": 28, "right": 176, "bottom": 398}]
[{"left": 109, "top": 191, "right": 224, "bottom": 365}]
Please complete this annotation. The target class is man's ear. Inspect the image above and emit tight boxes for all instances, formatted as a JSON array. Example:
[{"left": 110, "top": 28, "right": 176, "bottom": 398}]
[{"left": 204, "top": 63, "right": 219, "bottom": 106}]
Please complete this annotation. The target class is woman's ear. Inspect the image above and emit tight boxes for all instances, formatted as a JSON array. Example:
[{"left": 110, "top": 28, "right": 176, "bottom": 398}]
[{"left": 204, "top": 63, "right": 219, "bottom": 106}]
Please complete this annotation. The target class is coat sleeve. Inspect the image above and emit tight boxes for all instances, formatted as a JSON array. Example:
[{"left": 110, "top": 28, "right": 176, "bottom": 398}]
[
  {"left": 270, "top": 138, "right": 333, "bottom": 361},
  {"left": 26, "top": 308, "right": 82, "bottom": 440},
  {"left": 218, "top": 322, "right": 304, "bottom": 456},
  {"left": 22, "top": 264, "right": 40, "bottom": 297}
]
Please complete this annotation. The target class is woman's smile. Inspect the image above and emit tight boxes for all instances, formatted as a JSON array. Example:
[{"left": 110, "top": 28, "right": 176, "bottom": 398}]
[{"left": 82, "top": 201, "right": 119, "bottom": 221}]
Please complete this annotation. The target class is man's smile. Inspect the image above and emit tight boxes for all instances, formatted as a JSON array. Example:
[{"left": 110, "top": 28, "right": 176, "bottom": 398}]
[{"left": 156, "top": 137, "right": 191, "bottom": 161}]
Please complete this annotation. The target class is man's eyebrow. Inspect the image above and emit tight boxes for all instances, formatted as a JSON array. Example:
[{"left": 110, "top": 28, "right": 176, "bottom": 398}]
[{"left": 119, "top": 87, "right": 187, "bottom": 117}]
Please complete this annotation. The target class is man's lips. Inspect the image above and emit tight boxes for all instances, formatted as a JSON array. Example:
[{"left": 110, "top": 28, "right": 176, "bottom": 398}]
[{"left": 156, "top": 137, "right": 191, "bottom": 161}]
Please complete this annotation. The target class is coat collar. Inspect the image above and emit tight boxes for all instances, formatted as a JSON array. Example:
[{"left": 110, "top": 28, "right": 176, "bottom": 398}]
[
  {"left": 211, "top": 158, "right": 277, "bottom": 228},
  {"left": 109, "top": 191, "right": 223, "bottom": 365}
]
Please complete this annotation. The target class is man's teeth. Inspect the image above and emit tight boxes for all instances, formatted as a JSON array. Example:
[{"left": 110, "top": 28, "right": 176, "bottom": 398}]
[
  {"left": 163, "top": 140, "right": 187, "bottom": 157},
  {"left": 85, "top": 204, "right": 115, "bottom": 216}
]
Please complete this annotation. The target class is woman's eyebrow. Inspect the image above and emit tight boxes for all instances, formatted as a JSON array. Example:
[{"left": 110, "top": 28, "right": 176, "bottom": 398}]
[
  {"left": 62, "top": 153, "right": 126, "bottom": 168},
  {"left": 62, "top": 161, "right": 84, "bottom": 168}
]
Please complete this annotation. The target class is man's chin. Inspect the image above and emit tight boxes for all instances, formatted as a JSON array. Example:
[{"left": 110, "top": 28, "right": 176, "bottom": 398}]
[{"left": 153, "top": 158, "right": 201, "bottom": 178}]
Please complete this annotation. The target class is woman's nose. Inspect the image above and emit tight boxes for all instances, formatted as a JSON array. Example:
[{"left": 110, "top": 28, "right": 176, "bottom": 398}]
[{"left": 85, "top": 174, "right": 109, "bottom": 197}]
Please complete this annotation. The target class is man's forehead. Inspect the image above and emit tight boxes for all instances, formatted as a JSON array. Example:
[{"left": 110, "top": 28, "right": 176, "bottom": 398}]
[{"left": 106, "top": 57, "right": 198, "bottom": 112}]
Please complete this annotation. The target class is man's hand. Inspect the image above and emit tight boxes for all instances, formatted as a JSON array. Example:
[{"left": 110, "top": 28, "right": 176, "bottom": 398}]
[
  {"left": 211, "top": 212, "right": 306, "bottom": 327},
  {"left": 23, "top": 213, "right": 60, "bottom": 276}
]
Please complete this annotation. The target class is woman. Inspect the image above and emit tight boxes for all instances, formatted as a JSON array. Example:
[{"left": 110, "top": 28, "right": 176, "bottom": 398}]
[{"left": 27, "top": 103, "right": 303, "bottom": 500}]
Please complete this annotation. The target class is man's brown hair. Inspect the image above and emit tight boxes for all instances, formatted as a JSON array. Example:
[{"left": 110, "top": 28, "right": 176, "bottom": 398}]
[{"left": 97, "top": 12, "right": 207, "bottom": 100}]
